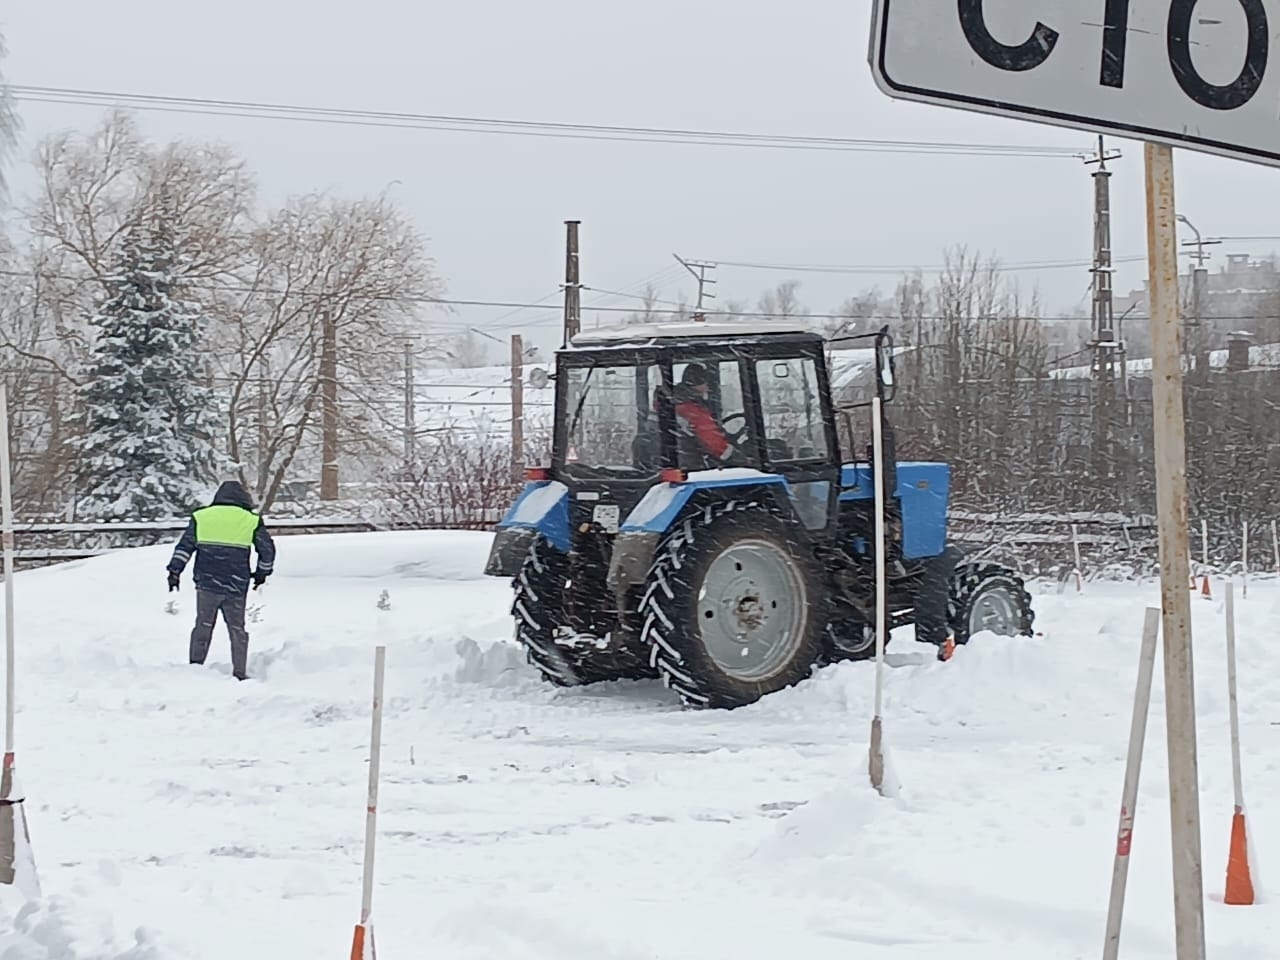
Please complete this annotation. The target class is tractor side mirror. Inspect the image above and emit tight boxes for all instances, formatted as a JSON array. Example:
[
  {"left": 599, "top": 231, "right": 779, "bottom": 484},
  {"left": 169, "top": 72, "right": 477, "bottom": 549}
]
[{"left": 528, "top": 367, "right": 551, "bottom": 389}]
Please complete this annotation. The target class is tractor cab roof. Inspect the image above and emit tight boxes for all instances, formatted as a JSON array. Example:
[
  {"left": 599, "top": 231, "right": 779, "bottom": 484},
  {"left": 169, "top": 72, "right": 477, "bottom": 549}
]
[{"left": 566, "top": 318, "right": 821, "bottom": 352}]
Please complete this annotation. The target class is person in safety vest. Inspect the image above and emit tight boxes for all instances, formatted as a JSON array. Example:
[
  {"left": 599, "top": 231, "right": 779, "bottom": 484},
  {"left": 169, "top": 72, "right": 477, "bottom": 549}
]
[
  {"left": 673, "top": 363, "right": 735, "bottom": 463},
  {"left": 166, "top": 480, "right": 276, "bottom": 681}
]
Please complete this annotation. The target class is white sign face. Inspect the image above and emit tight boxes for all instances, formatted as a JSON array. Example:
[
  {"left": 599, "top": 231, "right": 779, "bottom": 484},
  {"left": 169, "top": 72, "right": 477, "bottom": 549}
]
[{"left": 870, "top": 0, "right": 1280, "bottom": 167}]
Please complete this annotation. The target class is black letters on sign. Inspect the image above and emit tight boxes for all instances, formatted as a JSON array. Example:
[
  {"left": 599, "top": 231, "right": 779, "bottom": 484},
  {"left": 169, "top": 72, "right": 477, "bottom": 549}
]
[
  {"left": 1168, "top": 0, "right": 1269, "bottom": 110},
  {"left": 1100, "top": 0, "right": 1132, "bottom": 88},
  {"left": 958, "top": 0, "right": 1059, "bottom": 72}
]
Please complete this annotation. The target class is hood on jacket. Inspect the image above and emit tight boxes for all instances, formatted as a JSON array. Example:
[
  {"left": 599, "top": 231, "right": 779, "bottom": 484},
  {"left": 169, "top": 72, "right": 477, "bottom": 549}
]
[{"left": 210, "top": 480, "right": 255, "bottom": 511}]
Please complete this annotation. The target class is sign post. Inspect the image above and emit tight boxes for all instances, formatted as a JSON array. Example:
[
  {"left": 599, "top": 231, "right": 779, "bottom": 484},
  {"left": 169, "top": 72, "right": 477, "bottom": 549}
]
[
  {"left": 862, "top": 4, "right": 1280, "bottom": 956},
  {"left": 1143, "top": 140, "right": 1206, "bottom": 958}
]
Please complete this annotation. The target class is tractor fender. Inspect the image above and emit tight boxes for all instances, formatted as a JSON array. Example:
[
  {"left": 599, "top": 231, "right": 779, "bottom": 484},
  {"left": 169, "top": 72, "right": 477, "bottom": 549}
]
[
  {"left": 606, "top": 470, "right": 797, "bottom": 594},
  {"left": 483, "top": 479, "right": 571, "bottom": 578}
]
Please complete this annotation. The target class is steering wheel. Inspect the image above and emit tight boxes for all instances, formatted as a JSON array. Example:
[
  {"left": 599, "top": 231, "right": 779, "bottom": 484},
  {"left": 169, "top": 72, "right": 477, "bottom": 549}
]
[{"left": 720, "top": 411, "right": 749, "bottom": 446}]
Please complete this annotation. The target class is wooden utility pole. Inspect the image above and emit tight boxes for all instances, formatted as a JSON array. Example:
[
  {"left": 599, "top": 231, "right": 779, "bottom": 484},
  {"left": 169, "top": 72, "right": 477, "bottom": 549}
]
[
  {"left": 403, "top": 341, "right": 416, "bottom": 468},
  {"left": 1144, "top": 141, "right": 1206, "bottom": 960},
  {"left": 319, "top": 307, "right": 339, "bottom": 501},
  {"left": 256, "top": 354, "right": 271, "bottom": 496},
  {"left": 511, "top": 335, "right": 525, "bottom": 479},
  {"left": 563, "top": 220, "right": 581, "bottom": 345}
]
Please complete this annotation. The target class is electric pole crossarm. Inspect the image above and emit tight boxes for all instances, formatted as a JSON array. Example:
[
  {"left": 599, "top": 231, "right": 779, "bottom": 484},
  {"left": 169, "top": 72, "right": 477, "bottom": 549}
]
[{"left": 673, "top": 253, "right": 717, "bottom": 317}]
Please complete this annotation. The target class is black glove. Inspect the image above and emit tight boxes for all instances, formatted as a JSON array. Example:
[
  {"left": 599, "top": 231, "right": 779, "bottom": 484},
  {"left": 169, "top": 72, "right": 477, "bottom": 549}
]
[
  {"left": 252, "top": 572, "right": 268, "bottom": 590},
  {"left": 167, "top": 571, "right": 181, "bottom": 592}
]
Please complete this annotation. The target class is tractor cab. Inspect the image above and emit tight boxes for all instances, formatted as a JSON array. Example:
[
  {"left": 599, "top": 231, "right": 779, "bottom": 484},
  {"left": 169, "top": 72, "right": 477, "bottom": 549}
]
[
  {"left": 484, "top": 318, "right": 1034, "bottom": 709},
  {"left": 541, "top": 319, "right": 846, "bottom": 533}
]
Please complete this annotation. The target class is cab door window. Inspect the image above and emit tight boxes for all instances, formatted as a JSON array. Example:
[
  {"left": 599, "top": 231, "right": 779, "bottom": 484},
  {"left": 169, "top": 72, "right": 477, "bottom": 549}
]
[{"left": 754, "top": 357, "right": 825, "bottom": 463}]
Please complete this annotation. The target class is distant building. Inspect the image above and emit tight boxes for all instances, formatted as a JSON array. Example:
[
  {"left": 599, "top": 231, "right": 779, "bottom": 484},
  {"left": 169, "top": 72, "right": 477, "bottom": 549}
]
[{"left": 1113, "top": 252, "right": 1280, "bottom": 330}]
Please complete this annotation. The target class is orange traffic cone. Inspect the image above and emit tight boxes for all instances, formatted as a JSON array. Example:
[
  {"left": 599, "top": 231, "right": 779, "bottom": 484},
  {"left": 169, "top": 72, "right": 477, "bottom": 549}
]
[
  {"left": 939, "top": 637, "right": 956, "bottom": 662},
  {"left": 1200, "top": 575, "right": 1212, "bottom": 599},
  {"left": 1225, "top": 809, "right": 1256, "bottom": 905},
  {"left": 350, "top": 923, "right": 377, "bottom": 960}
]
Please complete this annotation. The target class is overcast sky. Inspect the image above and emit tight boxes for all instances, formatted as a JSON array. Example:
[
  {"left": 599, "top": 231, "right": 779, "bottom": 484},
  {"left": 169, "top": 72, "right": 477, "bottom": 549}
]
[{"left": 5, "top": 0, "right": 1280, "bottom": 356}]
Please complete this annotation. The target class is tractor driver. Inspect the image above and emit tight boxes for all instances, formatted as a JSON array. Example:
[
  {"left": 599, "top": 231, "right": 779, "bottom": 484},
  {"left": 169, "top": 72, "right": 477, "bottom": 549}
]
[{"left": 672, "top": 363, "right": 736, "bottom": 465}]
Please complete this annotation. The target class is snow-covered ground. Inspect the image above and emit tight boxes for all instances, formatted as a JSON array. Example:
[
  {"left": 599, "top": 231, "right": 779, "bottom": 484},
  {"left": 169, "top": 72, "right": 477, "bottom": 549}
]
[{"left": 1, "top": 531, "right": 1277, "bottom": 959}]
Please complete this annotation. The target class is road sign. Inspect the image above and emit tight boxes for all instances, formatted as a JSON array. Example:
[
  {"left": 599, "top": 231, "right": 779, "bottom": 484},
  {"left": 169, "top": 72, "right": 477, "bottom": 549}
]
[{"left": 870, "top": 0, "right": 1280, "bottom": 168}]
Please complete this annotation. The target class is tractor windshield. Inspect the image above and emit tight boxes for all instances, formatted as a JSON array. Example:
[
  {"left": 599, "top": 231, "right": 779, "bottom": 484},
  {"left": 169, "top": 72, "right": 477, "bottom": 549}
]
[{"left": 561, "top": 363, "right": 661, "bottom": 475}]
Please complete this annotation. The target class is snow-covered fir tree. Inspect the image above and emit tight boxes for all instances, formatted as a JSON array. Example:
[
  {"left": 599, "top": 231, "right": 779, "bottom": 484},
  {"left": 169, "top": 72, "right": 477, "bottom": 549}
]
[{"left": 72, "top": 217, "right": 227, "bottom": 519}]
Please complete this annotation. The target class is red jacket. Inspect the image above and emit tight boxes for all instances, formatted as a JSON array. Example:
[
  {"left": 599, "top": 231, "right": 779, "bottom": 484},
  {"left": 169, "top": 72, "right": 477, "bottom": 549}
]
[{"left": 676, "top": 399, "right": 731, "bottom": 459}]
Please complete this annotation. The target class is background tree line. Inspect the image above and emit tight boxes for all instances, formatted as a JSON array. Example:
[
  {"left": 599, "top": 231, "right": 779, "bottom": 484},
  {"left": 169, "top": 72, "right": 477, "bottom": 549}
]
[{"left": 1, "top": 110, "right": 441, "bottom": 517}]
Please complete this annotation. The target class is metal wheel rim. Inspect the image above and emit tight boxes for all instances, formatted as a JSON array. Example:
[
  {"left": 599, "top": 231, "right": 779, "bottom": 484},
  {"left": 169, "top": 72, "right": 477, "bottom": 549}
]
[
  {"left": 696, "top": 538, "right": 807, "bottom": 682},
  {"left": 967, "top": 583, "right": 1022, "bottom": 638}
]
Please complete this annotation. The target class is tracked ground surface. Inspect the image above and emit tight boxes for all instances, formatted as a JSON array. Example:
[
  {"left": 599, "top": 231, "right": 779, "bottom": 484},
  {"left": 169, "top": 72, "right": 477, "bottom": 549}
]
[{"left": 4, "top": 531, "right": 1277, "bottom": 959}]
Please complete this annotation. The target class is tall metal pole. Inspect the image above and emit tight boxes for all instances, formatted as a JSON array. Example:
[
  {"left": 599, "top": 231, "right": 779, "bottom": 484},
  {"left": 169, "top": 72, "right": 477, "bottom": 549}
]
[
  {"left": 1177, "top": 214, "right": 1216, "bottom": 381},
  {"left": 1086, "top": 136, "right": 1121, "bottom": 478},
  {"left": 1143, "top": 141, "right": 1206, "bottom": 960},
  {"left": 511, "top": 335, "right": 525, "bottom": 480},
  {"left": 563, "top": 220, "right": 581, "bottom": 346}
]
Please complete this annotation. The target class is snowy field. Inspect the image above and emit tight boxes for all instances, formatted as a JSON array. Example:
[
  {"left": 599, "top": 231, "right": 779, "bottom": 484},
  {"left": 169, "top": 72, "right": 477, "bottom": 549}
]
[{"left": 1, "top": 530, "right": 1277, "bottom": 959}]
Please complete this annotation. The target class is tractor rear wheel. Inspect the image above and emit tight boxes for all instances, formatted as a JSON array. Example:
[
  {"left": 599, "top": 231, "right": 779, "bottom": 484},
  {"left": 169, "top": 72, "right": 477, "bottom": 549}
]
[
  {"left": 946, "top": 562, "right": 1035, "bottom": 645},
  {"left": 639, "top": 501, "right": 825, "bottom": 708},
  {"left": 512, "top": 536, "right": 650, "bottom": 687}
]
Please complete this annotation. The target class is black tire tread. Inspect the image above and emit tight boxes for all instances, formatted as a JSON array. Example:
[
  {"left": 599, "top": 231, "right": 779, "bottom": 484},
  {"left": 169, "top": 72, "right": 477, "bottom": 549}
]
[
  {"left": 512, "top": 536, "right": 650, "bottom": 686},
  {"left": 946, "top": 562, "right": 1035, "bottom": 645},
  {"left": 638, "top": 500, "right": 822, "bottom": 708}
]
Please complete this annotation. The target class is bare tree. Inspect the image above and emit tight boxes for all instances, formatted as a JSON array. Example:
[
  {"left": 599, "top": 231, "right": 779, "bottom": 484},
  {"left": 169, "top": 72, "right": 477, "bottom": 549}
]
[
  {"left": 757, "top": 280, "right": 805, "bottom": 319},
  {"left": 219, "top": 192, "right": 442, "bottom": 510}
]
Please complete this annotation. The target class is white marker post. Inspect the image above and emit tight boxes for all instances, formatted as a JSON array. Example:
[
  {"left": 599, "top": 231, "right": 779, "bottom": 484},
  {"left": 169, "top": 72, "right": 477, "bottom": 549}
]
[
  {"left": 1271, "top": 520, "right": 1279, "bottom": 580},
  {"left": 350, "top": 645, "right": 386, "bottom": 960},
  {"left": 1225, "top": 583, "right": 1244, "bottom": 816},
  {"left": 0, "top": 384, "right": 14, "bottom": 783},
  {"left": 1103, "top": 608, "right": 1161, "bottom": 960},
  {"left": 1072, "top": 522, "right": 1084, "bottom": 592},
  {"left": 868, "top": 396, "right": 888, "bottom": 796},
  {"left": 0, "top": 383, "right": 40, "bottom": 899},
  {"left": 1223, "top": 581, "right": 1256, "bottom": 905},
  {"left": 1242, "top": 520, "right": 1249, "bottom": 599}
]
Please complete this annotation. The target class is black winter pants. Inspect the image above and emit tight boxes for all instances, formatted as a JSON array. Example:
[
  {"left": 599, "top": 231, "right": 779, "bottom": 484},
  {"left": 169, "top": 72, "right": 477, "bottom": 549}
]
[{"left": 190, "top": 589, "right": 250, "bottom": 680}]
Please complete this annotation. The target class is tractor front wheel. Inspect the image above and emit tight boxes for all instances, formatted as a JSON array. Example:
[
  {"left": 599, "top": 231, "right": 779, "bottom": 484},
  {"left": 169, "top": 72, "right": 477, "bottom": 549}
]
[
  {"left": 513, "top": 536, "right": 650, "bottom": 687},
  {"left": 946, "top": 562, "right": 1035, "bottom": 646},
  {"left": 639, "top": 501, "right": 825, "bottom": 708}
]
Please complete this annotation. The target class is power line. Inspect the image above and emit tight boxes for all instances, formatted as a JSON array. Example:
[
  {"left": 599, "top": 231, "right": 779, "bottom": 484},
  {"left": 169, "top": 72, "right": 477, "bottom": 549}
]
[
  {"left": 7, "top": 269, "right": 1280, "bottom": 325},
  {"left": 10, "top": 84, "right": 1091, "bottom": 159},
  {"left": 712, "top": 255, "right": 1149, "bottom": 275}
]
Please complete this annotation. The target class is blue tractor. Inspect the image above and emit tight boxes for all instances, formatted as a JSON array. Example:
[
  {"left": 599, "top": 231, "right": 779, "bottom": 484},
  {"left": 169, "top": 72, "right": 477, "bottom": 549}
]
[{"left": 484, "top": 320, "right": 1033, "bottom": 709}]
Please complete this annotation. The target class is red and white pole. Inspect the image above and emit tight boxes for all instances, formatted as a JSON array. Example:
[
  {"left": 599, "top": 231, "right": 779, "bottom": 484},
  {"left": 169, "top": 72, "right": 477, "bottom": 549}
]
[
  {"left": 1223, "top": 582, "right": 1257, "bottom": 905},
  {"left": 351, "top": 645, "right": 386, "bottom": 960},
  {"left": 1102, "top": 607, "right": 1161, "bottom": 960},
  {"left": 1, "top": 383, "right": 15, "bottom": 776},
  {"left": 0, "top": 383, "right": 40, "bottom": 899}
]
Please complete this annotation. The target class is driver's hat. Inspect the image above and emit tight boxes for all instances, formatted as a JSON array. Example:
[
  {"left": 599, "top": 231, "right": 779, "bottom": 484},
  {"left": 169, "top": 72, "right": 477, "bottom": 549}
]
[{"left": 680, "top": 363, "right": 710, "bottom": 386}]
